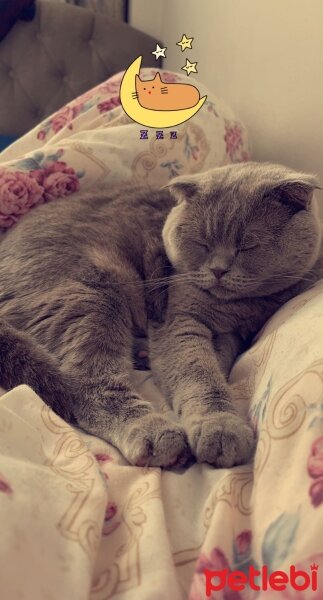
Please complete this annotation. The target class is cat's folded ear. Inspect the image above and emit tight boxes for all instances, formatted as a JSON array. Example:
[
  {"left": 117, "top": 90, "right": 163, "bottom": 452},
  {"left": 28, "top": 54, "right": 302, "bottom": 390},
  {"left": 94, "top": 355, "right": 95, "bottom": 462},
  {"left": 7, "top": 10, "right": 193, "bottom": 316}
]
[
  {"left": 265, "top": 172, "right": 319, "bottom": 212},
  {"left": 164, "top": 175, "right": 200, "bottom": 205}
]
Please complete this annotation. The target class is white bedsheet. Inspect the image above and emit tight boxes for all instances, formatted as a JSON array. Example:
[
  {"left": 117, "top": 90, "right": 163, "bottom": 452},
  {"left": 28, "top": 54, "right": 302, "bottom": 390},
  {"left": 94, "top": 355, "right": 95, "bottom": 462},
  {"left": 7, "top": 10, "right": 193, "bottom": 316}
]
[{"left": 1, "top": 280, "right": 323, "bottom": 600}]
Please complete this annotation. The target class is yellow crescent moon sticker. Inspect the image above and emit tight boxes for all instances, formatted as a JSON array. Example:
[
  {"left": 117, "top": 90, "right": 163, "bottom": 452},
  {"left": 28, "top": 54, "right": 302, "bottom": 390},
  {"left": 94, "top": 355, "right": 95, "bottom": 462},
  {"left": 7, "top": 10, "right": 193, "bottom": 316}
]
[{"left": 120, "top": 55, "right": 207, "bottom": 128}]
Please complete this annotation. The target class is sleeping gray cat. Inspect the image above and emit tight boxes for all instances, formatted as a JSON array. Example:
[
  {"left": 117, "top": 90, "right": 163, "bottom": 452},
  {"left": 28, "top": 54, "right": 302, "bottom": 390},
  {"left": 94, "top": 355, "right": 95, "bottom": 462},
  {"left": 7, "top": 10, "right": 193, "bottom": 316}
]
[{"left": 0, "top": 162, "right": 322, "bottom": 468}]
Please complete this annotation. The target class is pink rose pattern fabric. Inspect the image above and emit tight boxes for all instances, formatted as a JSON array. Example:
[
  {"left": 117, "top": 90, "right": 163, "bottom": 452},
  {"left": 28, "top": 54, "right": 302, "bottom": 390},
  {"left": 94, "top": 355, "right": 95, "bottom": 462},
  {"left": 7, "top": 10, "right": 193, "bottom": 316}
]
[
  {"left": 102, "top": 501, "right": 120, "bottom": 536},
  {"left": 0, "top": 283, "right": 323, "bottom": 598},
  {"left": 224, "top": 119, "right": 250, "bottom": 162},
  {"left": 0, "top": 68, "right": 250, "bottom": 230},
  {"left": 0, "top": 473, "right": 13, "bottom": 495},
  {"left": 190, "top": 519, "right": 323, "bottom": 599},
  {"left": 0, "top": 169, "right": 44, "bottom": 227},
  {"left": 94, "top": 451, "right": 120, "bottom": 536},
  {"left": 308, "top": 436, "right": 323, "bottom": 506},
  {"left": 190, "top": 546, "right": 242, "bottom": 600},
  {"left": 187, "top": 281, "right": 323, "bottom": 600},
  {"left": 97, "top": 97, "right": 121, "bottom": 114},
  {"left": 37, "top": 106, "right": 78, "bottom": 138},
  {"left": 0, "top": 151, "right": 83, "bottom": 227},
  {"left": 6, "top": 67, "right": 323, "bottom": 600},
  {"left": 190, "top": 529, "right": 257, "bottom": 600}
]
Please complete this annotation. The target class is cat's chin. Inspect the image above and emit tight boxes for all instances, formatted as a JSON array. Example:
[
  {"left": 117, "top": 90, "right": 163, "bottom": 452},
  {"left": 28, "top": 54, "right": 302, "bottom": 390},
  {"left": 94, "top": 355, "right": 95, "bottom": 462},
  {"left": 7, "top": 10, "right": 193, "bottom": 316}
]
[
  {"left": 200, "top": 280, "right": 260, "bottom": 300},
  {"left": 209, "top": 279, "right": 300, "bottom": 300},
  {"left": 200, "top": 281, "right": 241, "bottom": 299},
  {"left": 211, "top": 288, "right": 243, "bottom": 300},
  {"left": 192, "top": 274, "right": 275, "bottom": 299}
]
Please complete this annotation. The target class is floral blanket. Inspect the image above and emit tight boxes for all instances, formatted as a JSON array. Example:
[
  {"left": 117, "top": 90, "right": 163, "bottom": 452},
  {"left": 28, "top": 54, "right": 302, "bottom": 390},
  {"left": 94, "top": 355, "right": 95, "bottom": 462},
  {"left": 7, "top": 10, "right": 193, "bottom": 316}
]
[
  {"left": 1, "top": 279, "right": 323, "bottom": 600},
  {"left": 1, "top": 70, "right": 322, "bottom": 599},
  {"left": 0, "top": 68, "right": 249, "bottom": 229}
]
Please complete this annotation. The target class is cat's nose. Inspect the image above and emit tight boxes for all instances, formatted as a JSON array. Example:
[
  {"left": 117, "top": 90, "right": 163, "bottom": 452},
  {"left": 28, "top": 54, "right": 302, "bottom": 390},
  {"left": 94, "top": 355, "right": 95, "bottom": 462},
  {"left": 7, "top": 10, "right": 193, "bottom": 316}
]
[
  {"left": 148, "top": 91, "right": 151, "bottom": 94},
  {"left": 211, "top": 267, "right": 228, "bottom": 280}
]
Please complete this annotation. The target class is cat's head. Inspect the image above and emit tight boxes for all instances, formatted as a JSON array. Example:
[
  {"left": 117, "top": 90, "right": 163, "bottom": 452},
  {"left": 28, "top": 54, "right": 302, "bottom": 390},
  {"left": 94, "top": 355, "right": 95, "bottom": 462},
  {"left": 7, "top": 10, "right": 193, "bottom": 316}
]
[
  {"left": 162, "top": 162, "right": 322, "bottom": 299},
  {"left": 135, "top": 72, "right": 165, "bottom": 97}
]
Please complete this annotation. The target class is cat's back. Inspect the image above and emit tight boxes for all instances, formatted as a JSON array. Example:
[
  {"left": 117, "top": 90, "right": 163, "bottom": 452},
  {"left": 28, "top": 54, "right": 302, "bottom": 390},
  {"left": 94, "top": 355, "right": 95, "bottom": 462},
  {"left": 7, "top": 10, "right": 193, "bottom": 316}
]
[
  {"left": 0, "top": 182, "right": 168, "bottom": 248},
  {"left": 0, "top": 182, "right": 173, "bottom": 286},
  {"left": 1, "top": 182, "right": 147, "bottom": 239}
]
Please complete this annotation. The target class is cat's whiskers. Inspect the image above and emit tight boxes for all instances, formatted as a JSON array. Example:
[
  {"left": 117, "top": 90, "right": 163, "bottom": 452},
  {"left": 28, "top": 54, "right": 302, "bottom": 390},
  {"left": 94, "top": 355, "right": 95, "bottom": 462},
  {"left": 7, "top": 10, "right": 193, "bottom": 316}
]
[
  {"left": 268, "top": 273, "right": 315, "bottom": 284},
  {"left": 148, "top": 282, "right": 179, "bottom": 305},
  {"left": 145, "top": 280, "right": 194, "bottom": 294},
  {"left": 147, "top": 277, "right": 198, "bottom": 305},
  {"left": 112, "top": 272, "right": 197, "bottom": 291},
  {"left": 146, "top": 270, "right": 197, "bottom": 281},
  {"left": 148, "top": 264, "right": 175, "bottom": 280},
  {"left": 143, "top": 273, "right": 197, "bottom": 291}
]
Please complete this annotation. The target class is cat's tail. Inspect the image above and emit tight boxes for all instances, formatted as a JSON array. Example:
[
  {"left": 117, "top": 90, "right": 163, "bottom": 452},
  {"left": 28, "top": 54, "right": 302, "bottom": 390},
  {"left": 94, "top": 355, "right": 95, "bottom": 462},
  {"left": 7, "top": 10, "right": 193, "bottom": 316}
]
[{"left": 0, "top": 319, "right": 76, "bottom": 423}]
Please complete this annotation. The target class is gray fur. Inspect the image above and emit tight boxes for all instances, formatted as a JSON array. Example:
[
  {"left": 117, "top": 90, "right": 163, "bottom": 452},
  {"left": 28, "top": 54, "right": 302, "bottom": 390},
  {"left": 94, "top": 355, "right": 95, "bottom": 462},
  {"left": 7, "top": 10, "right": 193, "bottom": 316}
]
[{"left": 0, "top": 161, "right": 321, "bottom": 468}]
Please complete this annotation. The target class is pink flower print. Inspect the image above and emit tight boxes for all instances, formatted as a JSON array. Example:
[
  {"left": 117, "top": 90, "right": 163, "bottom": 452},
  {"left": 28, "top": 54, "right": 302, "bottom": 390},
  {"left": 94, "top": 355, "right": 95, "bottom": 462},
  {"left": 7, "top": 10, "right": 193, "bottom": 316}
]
[
  {"left": 0, "top": 474, "right": 13, "bottom": 495},
  {"left": 97, "top": 97, "right": 120, "bottom": 113},
  {"left": 309, "top": 479, "right": 323, "bottom": 507},
  {"left": 74, "top": 89, "right": 96, "bottom": 104},
  {"left": 241, "top": 150, "right": 251, "bottom": 162},
  {"left": 42, "top": 161, "right": 80, "bottom": 201},
  {"left": 158, "top": 71, "right": 180, "bottom": 83},
  {"left": 102, "top": 501, "right": 120, "bottom": 536},
  {"left": 195, "top": 547, "right": 230, "bottom": 574},
  {"left": 95, "top": 453, "right": 112, "bottom": 484},
  {"left": 51, "top": 104, "right": 83, "bottom": 134},
  {"left": 98, "top": 79, "right": 122, "bottom": 94},
  {"left": 235, "top": 529, "right": 252, "bottom": 559},
  {"left": 0, "top": 169, "right": 44, "bottom": 227},
  {"left": 30, "top": 168, "right": 45, "bottom": 186},
  {"left": 37, "top": 130, "right": 46, "bottom": 141},
  {"left": 308, "top": 436, "right": 323, "bottom": 478},
  {"left": 95, "top": 453, "right": 112, "bottom": 464},
  {"left": 105, "top": 502, "right": 117, "bottom": 520},
  {"left": 308, "top": 436, "right": 323, "bottom": 507},
  {"left": 224, "top": 120, "right": 243, "bottom": 160}
]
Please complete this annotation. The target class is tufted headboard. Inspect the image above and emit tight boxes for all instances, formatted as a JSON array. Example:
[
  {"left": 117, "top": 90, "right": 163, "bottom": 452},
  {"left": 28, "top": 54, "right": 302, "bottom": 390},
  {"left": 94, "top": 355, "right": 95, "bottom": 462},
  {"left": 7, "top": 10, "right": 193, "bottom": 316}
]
[{"left": 0, "top": 0, "right": 161, "bottom": 137}]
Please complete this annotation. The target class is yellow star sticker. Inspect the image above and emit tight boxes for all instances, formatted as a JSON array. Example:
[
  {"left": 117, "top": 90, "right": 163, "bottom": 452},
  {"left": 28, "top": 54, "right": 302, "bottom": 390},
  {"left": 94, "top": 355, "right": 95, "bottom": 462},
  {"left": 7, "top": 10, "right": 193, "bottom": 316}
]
[
  {"left": 177, "top": 34, "right": 194, "bottom": 52},
  {"left": 181, "top": 59, "right": 198, "bottom": 76}
]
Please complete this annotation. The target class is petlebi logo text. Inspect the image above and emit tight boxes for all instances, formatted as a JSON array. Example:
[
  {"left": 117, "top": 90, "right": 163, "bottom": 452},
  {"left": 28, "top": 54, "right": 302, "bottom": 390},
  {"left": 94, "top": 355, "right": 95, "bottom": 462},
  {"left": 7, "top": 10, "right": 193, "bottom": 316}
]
[{"left": 204, "top": 563, "right": 319, "bottom": 595}]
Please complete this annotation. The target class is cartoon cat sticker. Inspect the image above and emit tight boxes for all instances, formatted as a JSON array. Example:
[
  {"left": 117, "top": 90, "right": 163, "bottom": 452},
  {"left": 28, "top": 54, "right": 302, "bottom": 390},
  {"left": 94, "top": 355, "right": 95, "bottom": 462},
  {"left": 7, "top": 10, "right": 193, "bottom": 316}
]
[
  {"left": 120, "top": 55, "right": 207, "bottom": 128},
  {"left": 134, "top": 72, "right": 200, "bottom": 111}
]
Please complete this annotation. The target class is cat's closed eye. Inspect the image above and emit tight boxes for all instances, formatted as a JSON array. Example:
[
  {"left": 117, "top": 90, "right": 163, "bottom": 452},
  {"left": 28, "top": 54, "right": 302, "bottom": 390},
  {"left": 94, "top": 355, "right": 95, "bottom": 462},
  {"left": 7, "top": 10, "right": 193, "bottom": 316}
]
[
  {"left": 238, "top": 244, "right": 260, "bottom": 252},
  {"left": 195, "top": 242, "right": 209, "bottom": 252}
]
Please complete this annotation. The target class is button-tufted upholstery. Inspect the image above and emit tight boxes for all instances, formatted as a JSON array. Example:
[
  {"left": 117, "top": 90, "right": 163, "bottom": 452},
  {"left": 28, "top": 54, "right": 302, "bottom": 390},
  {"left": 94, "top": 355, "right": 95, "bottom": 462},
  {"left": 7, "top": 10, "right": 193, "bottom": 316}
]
[{"left": 0, "top": 0, "right": 161, "bottom": 137}]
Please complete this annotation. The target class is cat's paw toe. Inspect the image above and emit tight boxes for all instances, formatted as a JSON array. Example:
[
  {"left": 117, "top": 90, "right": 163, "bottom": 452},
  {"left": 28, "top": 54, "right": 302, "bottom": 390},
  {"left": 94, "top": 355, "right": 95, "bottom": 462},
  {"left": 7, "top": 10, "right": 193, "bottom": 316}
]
[
  {"left": 187, "top": 413, "right": 255, "bottom": 468},
  {"left": 132, "top": 337, "right": 150, "bottom": 370},
  {"left": 124, "top": 415, "right": 191, "bottom": 468}
]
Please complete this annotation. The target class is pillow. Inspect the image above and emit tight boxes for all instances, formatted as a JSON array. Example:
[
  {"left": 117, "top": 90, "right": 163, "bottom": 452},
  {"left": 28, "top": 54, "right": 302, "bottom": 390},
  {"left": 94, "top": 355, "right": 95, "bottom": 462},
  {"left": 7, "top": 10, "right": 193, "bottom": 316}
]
[{"left": 0, "top": 68, "right": 250, "bottom": 229}]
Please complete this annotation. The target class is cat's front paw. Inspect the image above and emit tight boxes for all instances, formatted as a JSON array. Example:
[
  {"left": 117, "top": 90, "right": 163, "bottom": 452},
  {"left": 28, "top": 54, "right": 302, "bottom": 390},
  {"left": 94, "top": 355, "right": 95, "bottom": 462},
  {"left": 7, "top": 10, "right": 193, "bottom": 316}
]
[
  {"left": 186, "top": 413, "right": 255, "bottom": 468},
  {"left": 123, "top": 414, "right": 191, "bottom": 468}
]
